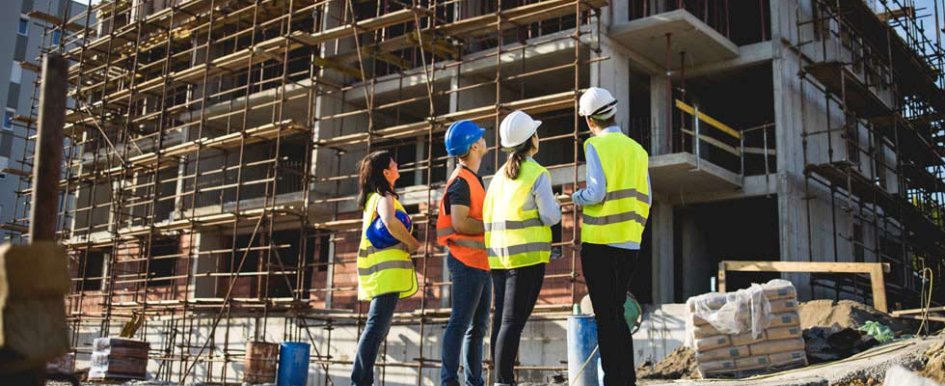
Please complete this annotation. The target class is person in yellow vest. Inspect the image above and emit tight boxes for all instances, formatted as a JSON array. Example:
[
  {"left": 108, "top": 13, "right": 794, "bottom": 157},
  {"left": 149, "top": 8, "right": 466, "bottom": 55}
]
[
  {"left": 484, "top": 110, "right": 561, "bottom": 386},
  {"left": 351, "top": 150, "right": 421, "bottom": 386},
  {"left": 437, "top": 120, "right": 491, "bottom": 386},
  {"left": 572, "top": 87, "right": 651, "bottom": 386}
]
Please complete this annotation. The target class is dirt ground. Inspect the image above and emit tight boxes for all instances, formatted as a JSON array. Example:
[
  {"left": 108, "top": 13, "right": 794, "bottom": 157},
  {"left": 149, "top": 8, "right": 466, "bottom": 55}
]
[
  {"left": 637, "top": 346, "right": 699, "bottom": 380},
  {"left": 637, "top": 299, "right": 938, "bottom": 384},
  {"left": 830, "top": 378, "right": 883, "bottom": 386},
  {"left": 920, "top": 338, "right": 945, "bottom": 383},
  {"left": 641, "top": 336, "right": 943, "bottom": 386},
  {"left": 797, "top": 300, "right": 916, "bottom": 333}
]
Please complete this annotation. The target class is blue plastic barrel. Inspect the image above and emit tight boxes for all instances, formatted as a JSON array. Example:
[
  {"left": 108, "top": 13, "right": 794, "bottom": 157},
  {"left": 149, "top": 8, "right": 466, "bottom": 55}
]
[
  {"left": 277, "top": 342, "right": 310, "bottom": 386},
  {"left": 567, "top": 316, "right": 600, "bottom": 386}
]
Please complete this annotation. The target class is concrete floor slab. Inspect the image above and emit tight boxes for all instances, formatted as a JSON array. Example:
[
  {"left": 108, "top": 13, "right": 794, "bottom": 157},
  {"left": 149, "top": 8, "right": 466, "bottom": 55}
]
[
  {"left": 649, "top": 152, "right": 742, "bottom": 195},
  {"left": 610, "top": 9, "right": 739, "bottom": 69}
]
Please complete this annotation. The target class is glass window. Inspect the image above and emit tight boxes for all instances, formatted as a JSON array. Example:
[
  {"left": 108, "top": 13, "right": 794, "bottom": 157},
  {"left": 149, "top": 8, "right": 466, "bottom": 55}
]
[
  {"left": 9, "top": 62, "right": 21, "bottom": 84},
  {"left": 51, "top": 30, "right": 61, "bottom": 45},
  {"left": 3, "top": 109, "right": 14, "bottom": 129},
  {"left": 17, "top": 17, "right": 28, "bottom": 36}
]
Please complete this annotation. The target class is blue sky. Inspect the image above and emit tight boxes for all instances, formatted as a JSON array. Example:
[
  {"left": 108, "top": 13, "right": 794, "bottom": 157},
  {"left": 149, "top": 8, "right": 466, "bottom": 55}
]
[
  {"left": 908, "top": 0, "right": 944, "bottom": 50},
  {"left": 914, "top": 0, "right": 939, "bottom": 32}
]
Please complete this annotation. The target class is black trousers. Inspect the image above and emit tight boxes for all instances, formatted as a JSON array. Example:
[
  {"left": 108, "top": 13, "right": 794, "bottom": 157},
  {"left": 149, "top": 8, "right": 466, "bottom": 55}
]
[
  {"left": 490, "top": 263, "right": 545, "bottom": 385},
  {"left": 581, "top": 243, "right": 636, "bottom": 386}
]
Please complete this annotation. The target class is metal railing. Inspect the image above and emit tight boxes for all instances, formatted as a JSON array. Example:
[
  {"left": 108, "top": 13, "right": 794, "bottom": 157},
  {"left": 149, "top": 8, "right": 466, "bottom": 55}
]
[{"left": 672, "top": 99, "right": 777, "bottom": 178}]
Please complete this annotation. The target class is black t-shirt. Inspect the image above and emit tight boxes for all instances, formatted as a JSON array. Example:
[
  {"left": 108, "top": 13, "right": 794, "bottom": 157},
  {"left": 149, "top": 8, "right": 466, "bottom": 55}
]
[{"left": 444, "top": 165, "right": 484, "bottom": 215}]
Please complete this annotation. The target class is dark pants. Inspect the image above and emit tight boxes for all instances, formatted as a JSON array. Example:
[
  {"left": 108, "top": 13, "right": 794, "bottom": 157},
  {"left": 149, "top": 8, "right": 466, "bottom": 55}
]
[
  {"left": 490, "top": 263, "right": 545, "bottom": 385},
  {"left": 351, "top": 292, "right": 399, "bottom": 386},
  {"left": 581, "top": 243, "right": 636, "bottom": 386},
  {"left": 441, "top": 255, "right": 492, "bottom": 386}
]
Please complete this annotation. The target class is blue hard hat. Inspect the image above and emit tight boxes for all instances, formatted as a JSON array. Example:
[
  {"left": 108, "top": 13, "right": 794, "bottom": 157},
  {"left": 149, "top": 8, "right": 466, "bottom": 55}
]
[
  {"left": 445, "top": 120, "right": 486, "bottom": 157},
  {"left": 366, "top": 210, "right": 413, "bottom": 249}
]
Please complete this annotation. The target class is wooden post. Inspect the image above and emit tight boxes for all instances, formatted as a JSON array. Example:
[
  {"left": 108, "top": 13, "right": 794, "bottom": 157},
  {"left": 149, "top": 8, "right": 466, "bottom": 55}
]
[
  {"left": 869, "top": 264, "right": 888, "bottom": 313},
  {"left": 717, "top": 260, "right": 890, "bottom": 313},
  {"left": 29, "top": 54, "right": 67, "bottom": 242},
  {"left": 717, "top": 261, "right": 727, "bottom": 293}
]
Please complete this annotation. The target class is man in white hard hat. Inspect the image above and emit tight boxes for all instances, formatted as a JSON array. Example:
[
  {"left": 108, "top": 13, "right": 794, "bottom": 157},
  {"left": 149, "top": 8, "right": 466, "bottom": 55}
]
[{"left": 572, "top": 87, "right": 651, "bottom": 386}]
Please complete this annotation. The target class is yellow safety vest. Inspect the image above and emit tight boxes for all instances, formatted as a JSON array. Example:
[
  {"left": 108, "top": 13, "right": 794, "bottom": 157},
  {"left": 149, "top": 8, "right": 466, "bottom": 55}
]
[
  {"left": 483, "top": 159, "right": 552, "bottom": 269},
  {"left": 581, "top": 132, "right": 651, "bottom": 246},
  {"left": 357, "top": 193, "right": 418, "bottom": 301}
]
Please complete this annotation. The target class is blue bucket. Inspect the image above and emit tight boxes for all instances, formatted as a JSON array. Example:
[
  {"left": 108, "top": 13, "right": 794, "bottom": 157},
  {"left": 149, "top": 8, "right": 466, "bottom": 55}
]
[
  {"left": 567, "top": 316, "right": 600, "bottom": 386},
  {"left": 277, "top": 342, "right": 310, "bottom": 386}
]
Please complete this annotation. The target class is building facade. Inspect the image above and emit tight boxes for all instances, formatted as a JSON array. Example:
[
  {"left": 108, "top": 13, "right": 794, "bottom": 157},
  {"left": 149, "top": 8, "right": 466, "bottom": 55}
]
[
  {"left": 18, "top": 0, "right": 944, "bottom": 384},
  {"left": 0, "top": 0, "right": 85, "bottom": 242}
]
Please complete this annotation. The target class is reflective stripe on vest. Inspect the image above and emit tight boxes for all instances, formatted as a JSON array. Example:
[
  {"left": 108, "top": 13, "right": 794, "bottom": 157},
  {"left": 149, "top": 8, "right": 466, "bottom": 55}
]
[
  {"left": 357, "top": 193, "right": 418, "bottom": 301},
  {"left": 358, "top": 259, "right": 415, "bottom": 276},
  {"left": 604, "top": 188, "right": 649, "bottom": 202},
  {"left": 483, "top": 159, "right": 552, "bottom": 269},
  {"left": 582, "top": 211, "right": 647, "bottom": 226},
  {"left": 436, "top": 166, "right": 489, "bottom": 270},
  {"left": 357, "top": 243, "right": 408, "bottom": 258},
  {"left": 581, "top": 132, "right": 651, "bottom": 245},
  {"left": 484, "top": 218, "right": 544, "bottom": 232},
  {"left": 487, "top": 242, "right": 552, "bottom": 258}
]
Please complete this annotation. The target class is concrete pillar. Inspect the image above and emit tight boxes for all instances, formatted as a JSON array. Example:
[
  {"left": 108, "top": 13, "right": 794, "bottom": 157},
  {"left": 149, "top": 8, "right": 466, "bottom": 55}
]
[
  {"left": 325, "top": 234, "right": 336, "bottom": 308},
  {"left": 680, "top": 212, "right": 710, "bottom": 299},
  {"left": 592, "top": 41, "right": 631, "bottom": 133},
  {"left": 440, "top": 68, "right": 462, "bottom": 309},
  {"left": 414, "top": 137, "right": 425, "bottom": 186},
  {"left": 446, "top": 67, "right": 459, "bottom": 173},
  {"left": 69, "top": 131, "right": 88, "bottom": 238},
  {"left": 650, "top": 75, "right": 671, "bottom": 155},
  {"left": 772, "top": 0, "right": 812, "bottom": 300},
  {"left": 192, "top": 232, "right": 217, "bottom": 298},
  {"left": 312, "top": 0, "right": 363, "bottom": 197},
  {"left": 602, "top": 0, "right": 628, "bottom": 28},
  {"left": 650, "top": 199, "right": 674, "bottom": 304}
]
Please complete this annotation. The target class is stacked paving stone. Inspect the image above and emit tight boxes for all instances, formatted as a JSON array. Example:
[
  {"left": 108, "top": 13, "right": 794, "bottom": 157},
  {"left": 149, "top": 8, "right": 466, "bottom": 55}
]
[{"left": 88, "top": 337, "right": 150, "bottom": 380}]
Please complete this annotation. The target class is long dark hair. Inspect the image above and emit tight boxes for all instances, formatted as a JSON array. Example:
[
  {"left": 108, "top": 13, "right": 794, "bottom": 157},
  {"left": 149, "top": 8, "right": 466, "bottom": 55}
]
[
  {"left": 504, "top": 135, "right": 536, "bottom": 180},
  {"left": 357, "top": 150, "right": 398, "bottom": 209}
]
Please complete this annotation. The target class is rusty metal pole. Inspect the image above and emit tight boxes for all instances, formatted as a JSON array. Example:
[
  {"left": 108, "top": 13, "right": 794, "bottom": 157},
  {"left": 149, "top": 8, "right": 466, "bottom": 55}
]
[
  {"left": 665, "top": 33, "right": 673, "bottom": 154},
  {"left": 30, "top": 54, "right": 67, "bottom": 242}
]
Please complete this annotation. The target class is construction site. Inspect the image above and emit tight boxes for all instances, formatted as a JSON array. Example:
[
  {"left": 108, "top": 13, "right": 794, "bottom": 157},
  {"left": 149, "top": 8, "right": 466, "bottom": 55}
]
[{"left": 1, "top": 0, "right": 945, "bottom": 385}]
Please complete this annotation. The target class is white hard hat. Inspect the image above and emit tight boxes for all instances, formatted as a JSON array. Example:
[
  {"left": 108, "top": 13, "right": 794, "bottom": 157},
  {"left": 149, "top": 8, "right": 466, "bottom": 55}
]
[
  {"left": 499, "top": 110, "right": 542, "bottom": 148},
  {"left": 579, "top": 87, "right": 618, "bottom": 120}
]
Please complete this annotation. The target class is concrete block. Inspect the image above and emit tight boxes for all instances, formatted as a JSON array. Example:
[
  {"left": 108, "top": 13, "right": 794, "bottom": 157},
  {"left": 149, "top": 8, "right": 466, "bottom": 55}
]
[{"left": 633, "top": 304, "right": 688, "bottom": 367}]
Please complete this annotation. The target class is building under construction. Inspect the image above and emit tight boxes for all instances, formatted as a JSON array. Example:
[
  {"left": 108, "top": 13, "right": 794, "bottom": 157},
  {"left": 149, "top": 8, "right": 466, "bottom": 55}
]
[{"left": 10, "top": 0, "right": 945, "bottom": 384}]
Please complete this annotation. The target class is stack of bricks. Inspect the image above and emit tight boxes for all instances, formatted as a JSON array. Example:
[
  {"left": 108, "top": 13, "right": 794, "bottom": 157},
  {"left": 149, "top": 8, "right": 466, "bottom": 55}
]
[
  {"left": 688, "top": 280, "right": 808, "bottom": 378},
  {"left": 88, "top": 337, "right": 150, "bottom": 380}
]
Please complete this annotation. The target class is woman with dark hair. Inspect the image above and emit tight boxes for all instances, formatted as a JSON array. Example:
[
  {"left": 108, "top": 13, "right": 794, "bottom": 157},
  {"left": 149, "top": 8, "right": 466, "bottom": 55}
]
[
  {"left": 351, "top": 150, "right": 421, "bottom": 386},
  {"left": 483, "top": 110, "right": 561, "bottom": 386}
]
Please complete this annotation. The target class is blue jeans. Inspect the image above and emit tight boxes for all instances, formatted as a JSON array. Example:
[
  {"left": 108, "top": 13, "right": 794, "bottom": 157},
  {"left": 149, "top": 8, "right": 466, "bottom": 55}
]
[
  {"left": 351, "top": 292, "right": 399, "bottom": 386},
  {"left": 440, "top": 255, "right": 492, "bottom": 386}
]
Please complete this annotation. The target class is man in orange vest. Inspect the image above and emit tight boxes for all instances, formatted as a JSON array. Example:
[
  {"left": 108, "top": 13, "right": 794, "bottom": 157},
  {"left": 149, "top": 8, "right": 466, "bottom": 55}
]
[{"left": 437, "top": 120, "right": 491, "bottom": 386}]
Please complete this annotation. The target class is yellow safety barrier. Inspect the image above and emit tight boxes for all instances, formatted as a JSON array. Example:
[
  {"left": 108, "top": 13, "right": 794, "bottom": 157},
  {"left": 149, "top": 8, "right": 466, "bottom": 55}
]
[{"left": 675, "top": 99, "right": 742, "bottom": 140}]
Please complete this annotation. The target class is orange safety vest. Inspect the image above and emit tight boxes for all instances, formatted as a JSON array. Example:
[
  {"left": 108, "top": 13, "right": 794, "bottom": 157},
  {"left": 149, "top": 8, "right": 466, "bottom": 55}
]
[{"left": 436, "top": 167, "right": 489, "bottom": 271}]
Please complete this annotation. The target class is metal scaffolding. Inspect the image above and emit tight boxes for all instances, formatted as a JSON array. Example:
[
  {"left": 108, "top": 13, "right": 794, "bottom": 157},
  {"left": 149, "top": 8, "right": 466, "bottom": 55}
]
[
  {"left": 795, "top": 0, "right": 945, "bottom": 308},
  {"left": 14, "top": 0, "right": 607, "bottom": 383}
]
